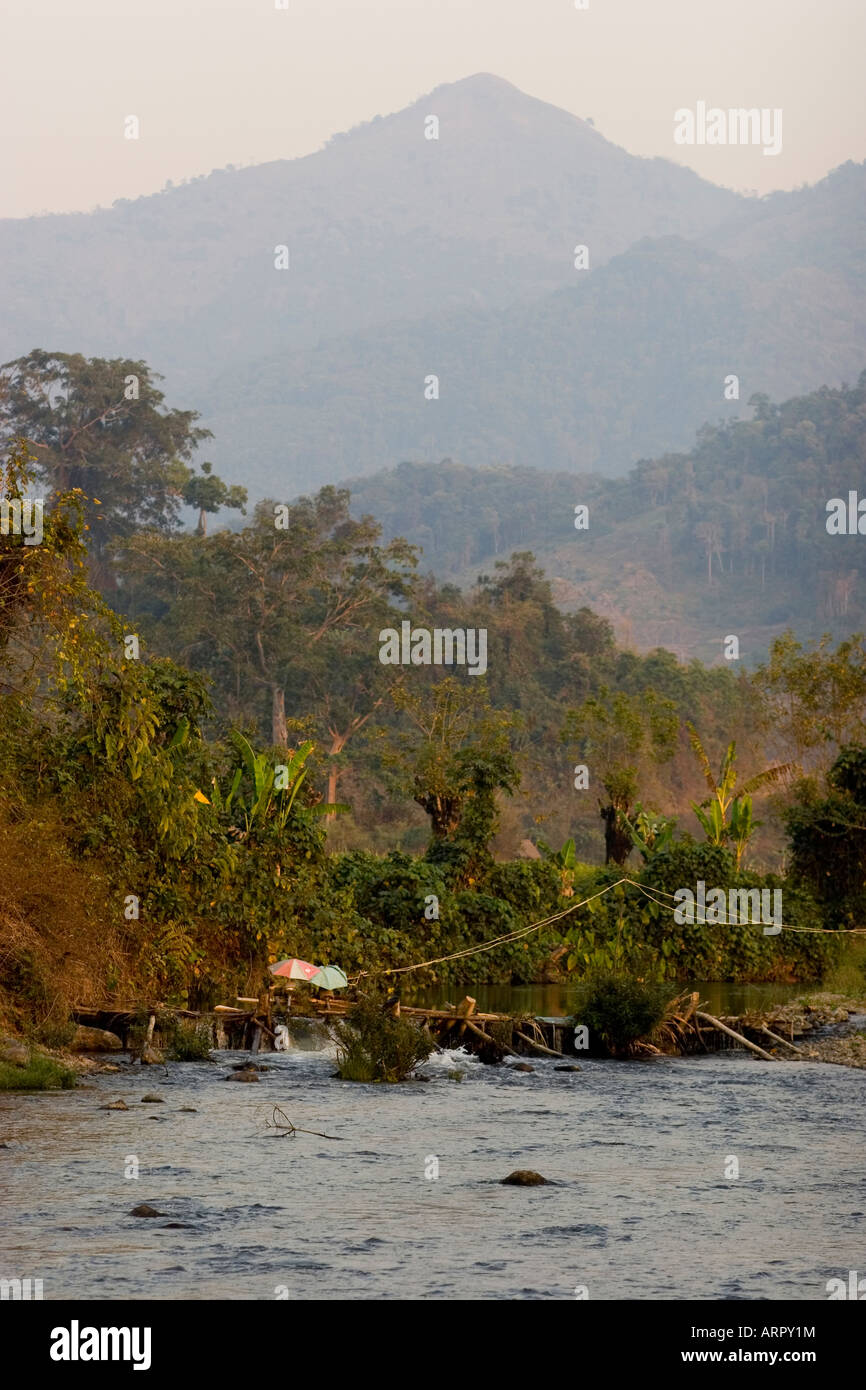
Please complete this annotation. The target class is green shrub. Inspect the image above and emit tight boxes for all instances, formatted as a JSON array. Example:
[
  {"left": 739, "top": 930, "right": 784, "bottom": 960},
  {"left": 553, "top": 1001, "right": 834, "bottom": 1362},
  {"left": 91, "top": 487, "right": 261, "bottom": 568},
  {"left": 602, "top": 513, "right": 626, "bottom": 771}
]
[
  {"left": 0, "top": 1053, "right": 77, "bottom": 1090},
  {"left": 334, "top": 992, "right": 435, "bottom": 1083},
  {"left": 573, "top": 972, "right": 670, "bottom": 1057},
  {"left": 166, "top": 1020, "right": 213, "bottom": 1061}
]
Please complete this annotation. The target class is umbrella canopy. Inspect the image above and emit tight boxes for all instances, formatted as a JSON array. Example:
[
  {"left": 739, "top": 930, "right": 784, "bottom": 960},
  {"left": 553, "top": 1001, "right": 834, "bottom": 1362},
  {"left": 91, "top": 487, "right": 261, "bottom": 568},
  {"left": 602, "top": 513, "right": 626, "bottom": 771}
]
[
  {"left": 269, "top": 958, "right": 320, "bottom": 981},
  {"left": 310, "top": 965, "right": 349, "bottom": 991}
]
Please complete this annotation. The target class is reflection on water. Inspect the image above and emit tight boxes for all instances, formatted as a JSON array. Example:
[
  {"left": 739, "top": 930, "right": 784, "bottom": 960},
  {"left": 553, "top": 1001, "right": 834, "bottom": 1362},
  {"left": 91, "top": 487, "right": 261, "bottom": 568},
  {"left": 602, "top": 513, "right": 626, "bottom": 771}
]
[{"left": 412, "top": 980, "right": 812, "bottom": 1018}]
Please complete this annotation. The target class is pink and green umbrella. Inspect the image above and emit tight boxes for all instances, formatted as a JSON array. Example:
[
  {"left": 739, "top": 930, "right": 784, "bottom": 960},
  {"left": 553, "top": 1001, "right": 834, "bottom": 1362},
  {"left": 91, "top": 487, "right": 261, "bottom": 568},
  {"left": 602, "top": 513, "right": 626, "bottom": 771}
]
[{"left": 269, "top": 958, "right": 320, "bottom": 982}]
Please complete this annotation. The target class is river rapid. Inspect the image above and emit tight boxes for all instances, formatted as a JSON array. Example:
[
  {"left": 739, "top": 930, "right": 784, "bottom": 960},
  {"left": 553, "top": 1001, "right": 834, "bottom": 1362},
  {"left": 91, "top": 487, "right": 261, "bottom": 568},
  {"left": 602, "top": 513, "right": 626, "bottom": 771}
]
[{"left": 2, "top": 1016, "right": 864, "bottom": 1301}]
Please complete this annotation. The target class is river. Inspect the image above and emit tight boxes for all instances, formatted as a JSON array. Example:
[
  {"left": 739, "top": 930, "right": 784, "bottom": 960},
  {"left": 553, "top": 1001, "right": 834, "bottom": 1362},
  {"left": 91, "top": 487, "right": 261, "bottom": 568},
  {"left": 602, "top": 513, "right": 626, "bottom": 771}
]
[{"left": 1, "top": 985, "right": 863, "bottom": 1301}]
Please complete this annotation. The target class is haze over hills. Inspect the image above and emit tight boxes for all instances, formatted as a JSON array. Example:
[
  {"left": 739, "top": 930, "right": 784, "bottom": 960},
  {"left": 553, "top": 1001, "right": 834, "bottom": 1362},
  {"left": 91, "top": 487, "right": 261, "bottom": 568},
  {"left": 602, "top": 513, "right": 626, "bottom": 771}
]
[
  {"left": 347, "top": 373, "right": 866, "bottom": 665},
  {"left": 1, "top": 75, "right": 864, "bottom": 498}
]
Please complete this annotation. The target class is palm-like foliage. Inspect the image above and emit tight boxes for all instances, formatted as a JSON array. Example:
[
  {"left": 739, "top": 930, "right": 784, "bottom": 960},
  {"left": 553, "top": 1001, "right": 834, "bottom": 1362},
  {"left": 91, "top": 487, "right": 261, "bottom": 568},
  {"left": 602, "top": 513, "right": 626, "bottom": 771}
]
[
  {"left": 210, "top": 732, "right": 317, "bottom": 835},
  {"left": 539, "top": 837, "right": 578, "bottom": 895},
  {"left": 686, "top": 723, "right": 797, "bottom": 867}
]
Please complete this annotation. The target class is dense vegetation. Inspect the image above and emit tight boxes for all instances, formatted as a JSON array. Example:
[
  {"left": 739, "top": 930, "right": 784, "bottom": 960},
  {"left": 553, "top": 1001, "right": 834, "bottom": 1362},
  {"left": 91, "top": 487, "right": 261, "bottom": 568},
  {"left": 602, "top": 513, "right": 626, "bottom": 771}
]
[{"left": 0, "top": 353, "right": 863, "bottom": 1037}]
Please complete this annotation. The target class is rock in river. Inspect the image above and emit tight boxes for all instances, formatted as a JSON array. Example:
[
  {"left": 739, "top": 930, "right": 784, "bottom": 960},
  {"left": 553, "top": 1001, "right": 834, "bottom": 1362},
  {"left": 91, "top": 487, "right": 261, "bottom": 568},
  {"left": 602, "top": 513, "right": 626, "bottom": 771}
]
[
  {"left": 500, "top": 1170, "right": 548, "bottom": 1186},
  {"left": 140, "top": 1094, "right": 164, "bottom": 1103},
  {"left": 130, "top": 1204, "right": 163, "bottom": 1218}
]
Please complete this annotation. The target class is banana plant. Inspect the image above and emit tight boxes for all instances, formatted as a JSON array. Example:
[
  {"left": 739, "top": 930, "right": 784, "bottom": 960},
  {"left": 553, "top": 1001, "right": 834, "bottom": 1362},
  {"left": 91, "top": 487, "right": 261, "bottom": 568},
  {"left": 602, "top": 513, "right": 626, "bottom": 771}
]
[
  {"left": 210, "top": 732, "right": 315, "bottom": 835},
  {"left": 687, "top": 723, "right": 796, "bottom": 860},
  {"left": 538, "top": 837, "right": 578, "bottom": 895},
  {"left": 691, "top": 797, "right": 727, "bottom": 846},
  {"left": 729, "top": 794, "right": 761, "bottom": 870}
]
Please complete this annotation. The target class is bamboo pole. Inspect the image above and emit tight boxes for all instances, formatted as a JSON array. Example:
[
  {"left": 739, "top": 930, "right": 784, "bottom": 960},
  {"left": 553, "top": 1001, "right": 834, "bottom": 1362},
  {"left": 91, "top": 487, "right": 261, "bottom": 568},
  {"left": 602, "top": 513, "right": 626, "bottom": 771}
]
[
  {"left": 696, "top": 1011, "right": 778, "bottom": 1062},
  {"left": 455, "top": 996, "right": 476, "bottom": 1043},
  {"left": 461, "top": 1017, "right": 518, "bottom": 1057},
  {"left": 400, "top": 1006, "right": 511, "bottom": 1023},
  {"left": 513, "top": 1029, "right": 564, "bottom": 1059},
  {"left": 761, "top": 1026, "right": 807, "bottom": 1057}
]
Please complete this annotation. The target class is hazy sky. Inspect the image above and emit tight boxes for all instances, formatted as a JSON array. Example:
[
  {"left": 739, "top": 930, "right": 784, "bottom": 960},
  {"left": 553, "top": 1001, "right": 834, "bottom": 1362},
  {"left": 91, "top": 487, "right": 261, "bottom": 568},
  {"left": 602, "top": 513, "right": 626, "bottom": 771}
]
[{"left": 2, "top": 0, "right": 864, "bottom": 218}]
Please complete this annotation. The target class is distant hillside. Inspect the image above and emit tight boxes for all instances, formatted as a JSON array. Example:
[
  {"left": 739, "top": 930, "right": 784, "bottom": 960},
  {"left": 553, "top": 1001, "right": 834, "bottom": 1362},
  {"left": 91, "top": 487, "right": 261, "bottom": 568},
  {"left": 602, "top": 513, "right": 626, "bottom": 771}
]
[
  {"left": 1, "top": 77, "right": 864, "bottom": 497},
  {"left": 347, "top": 376, "right": 866, "bottom": 664},
  {"left": 209, "top": 208, "right": 866, "bottom": 492},
  {"left": 0, "top": 76, "right": 738, "bottom": 376}
]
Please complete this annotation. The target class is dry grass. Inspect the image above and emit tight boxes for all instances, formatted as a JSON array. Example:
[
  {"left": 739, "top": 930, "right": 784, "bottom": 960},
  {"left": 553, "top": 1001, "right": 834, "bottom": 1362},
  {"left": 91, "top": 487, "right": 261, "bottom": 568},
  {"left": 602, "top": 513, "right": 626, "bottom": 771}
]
[{"left": 0, "top": 801, "right": 135, "bottom": 1035}]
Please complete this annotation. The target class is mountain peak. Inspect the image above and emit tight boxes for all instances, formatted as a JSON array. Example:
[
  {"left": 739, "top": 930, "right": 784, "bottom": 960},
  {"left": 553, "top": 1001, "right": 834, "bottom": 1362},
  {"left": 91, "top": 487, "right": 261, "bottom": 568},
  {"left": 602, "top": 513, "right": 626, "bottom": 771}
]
[{"left": 406, "top": 71, "right": 595, "bottom": 132}]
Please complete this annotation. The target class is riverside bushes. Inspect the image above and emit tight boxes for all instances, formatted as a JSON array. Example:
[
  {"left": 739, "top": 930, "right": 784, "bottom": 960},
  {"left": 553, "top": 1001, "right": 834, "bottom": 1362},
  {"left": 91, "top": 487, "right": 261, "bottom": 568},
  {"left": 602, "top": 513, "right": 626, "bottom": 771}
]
[
  {"left": 573, "top": 973, "right": 670, "bottom": 1057},
  {"left": 164, "top": 1019, "right": 214, "bottom": 1061},
  {"left": 333, "top": 993, "right": 435, "bottom": 1082}
]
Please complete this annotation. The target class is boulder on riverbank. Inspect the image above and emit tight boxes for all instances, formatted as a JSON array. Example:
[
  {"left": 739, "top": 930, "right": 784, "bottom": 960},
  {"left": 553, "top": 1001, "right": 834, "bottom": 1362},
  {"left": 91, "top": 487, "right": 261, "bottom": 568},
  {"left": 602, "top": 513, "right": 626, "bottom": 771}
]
[
  {"left": 0, "top": 1039, "right": 29, "bottom": 1067},
  {"left": 70, "top": 1026, "right": 123, "bottom": 1053}
]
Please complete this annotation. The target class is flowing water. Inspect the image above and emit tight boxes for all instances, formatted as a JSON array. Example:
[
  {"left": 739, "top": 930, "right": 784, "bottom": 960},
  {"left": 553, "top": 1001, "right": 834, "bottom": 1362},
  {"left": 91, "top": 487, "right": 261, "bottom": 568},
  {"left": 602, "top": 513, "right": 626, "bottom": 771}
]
[{"left": 1, "top": 988, "right": 864, "bottom": 1301}]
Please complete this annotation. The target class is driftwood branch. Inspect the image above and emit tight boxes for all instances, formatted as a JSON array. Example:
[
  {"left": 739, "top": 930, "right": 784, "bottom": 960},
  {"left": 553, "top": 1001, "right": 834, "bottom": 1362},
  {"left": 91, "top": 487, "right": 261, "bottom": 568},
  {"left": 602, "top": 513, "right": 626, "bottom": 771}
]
[
  {"left": 461, "top": 1018, "right": 517, "bottom": 1056},
  {"left": 513, "top": 1029, "right": 564, "bottom": 1059},
  {"left": 264, "top": 1105, "right": 343, "bottom": 1140}
]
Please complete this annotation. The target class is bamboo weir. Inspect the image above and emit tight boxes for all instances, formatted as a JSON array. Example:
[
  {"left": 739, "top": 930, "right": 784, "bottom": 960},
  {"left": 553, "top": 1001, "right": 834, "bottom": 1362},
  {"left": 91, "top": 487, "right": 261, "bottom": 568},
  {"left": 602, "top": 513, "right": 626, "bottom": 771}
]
[{"left": 69, "top": 990, "right": 847, "bottom": 1062}]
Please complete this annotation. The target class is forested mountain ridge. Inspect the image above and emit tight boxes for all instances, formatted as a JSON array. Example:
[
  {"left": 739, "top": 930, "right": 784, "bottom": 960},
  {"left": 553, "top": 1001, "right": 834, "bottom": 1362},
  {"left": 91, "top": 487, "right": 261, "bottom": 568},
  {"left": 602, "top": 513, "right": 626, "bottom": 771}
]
[
  {"left": 347, "top": 376, "right": 866, "bottom": 663},
  {"left": 209, "top": 219, "right": 866, "bottom": 493}
]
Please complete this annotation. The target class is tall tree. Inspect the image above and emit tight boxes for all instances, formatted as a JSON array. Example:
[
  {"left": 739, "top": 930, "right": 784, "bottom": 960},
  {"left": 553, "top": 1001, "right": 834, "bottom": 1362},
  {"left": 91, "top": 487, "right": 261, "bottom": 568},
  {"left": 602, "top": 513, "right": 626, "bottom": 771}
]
[
  {"left": 0, "top": 351, "right": 239, "bottom": 574},
  {"left": 120, "top": 487, "right": 416, "bottom": 753},
  {"left": 374, "top": 676, "right": 521, "bottom": 853},
  {"left": 752, "top": 632, "right": 866, "bottom": 776},
  {"left": 562, "top": 688, "right": 678, "bottom": 864}
]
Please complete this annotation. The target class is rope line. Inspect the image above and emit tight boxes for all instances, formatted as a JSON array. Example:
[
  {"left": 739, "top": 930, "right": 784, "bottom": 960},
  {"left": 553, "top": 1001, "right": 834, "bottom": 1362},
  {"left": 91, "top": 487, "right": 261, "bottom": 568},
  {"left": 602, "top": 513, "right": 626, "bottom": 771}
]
[{"left": 352, "top": 875, "right": 866, "bottom": 981}]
